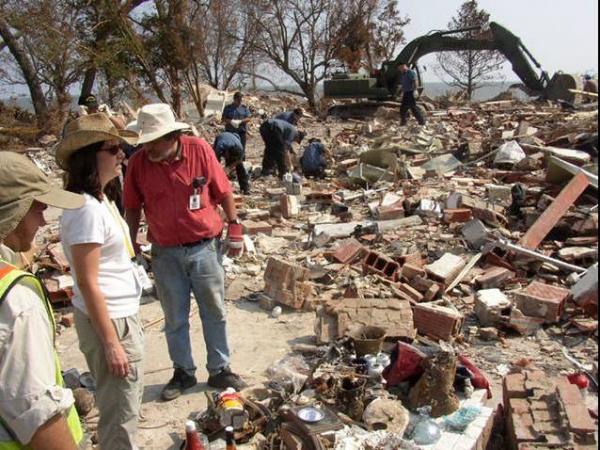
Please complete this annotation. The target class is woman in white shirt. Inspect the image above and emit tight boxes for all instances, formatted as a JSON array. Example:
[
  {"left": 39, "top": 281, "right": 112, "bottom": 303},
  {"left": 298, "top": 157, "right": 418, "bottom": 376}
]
[{"left": 56, "top": 113, "right": 143, "bottom": 450}]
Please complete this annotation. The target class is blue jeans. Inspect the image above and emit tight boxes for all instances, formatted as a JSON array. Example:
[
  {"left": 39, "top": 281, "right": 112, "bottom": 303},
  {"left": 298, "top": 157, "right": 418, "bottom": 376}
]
[{"left": 151, "top": 239, "right": 230, "bottom": 376}]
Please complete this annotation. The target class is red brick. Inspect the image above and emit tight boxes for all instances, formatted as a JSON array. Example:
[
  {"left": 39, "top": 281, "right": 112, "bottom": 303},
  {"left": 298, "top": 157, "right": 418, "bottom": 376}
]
[
  {"left": 556, "top": 380, "right": 597, "bottom": 434},
  {"left": 443, "top": 208, "right": 473, "bottom": 223},
  {"left": 412, "top": 303, "right": 463, "bottom": 341},
  {"left": 520, "top": 172, "right": 590, "bottom": 250},
  {"left": 376, "top": 203, "right": 405, "bottom": 221},
  {"left": 504, "top": 373, "right": 528, "bottom": 404},
  {"left": 476, "top": 266, "right": 516, "bottom": 289},
  {"left": 330, "top": 239, "right": 366, "bottom": 265},
  {"left": 399, "top": 263, "right": 426, "bottom": 281},
  {"left": 398, "top": 283, "right": 424, "bottom": 302},
  {"left": 363, "top": 252, "right": 400, "bottom": 281},
  {"left": 243, "top": 220, "right": 273, "bottom": 236},
  {"left": 396, "top": 252, "right": 424, "bottom": 267},
  {"left": 514, "top": 281, "right": 570, "bottom": 323}
]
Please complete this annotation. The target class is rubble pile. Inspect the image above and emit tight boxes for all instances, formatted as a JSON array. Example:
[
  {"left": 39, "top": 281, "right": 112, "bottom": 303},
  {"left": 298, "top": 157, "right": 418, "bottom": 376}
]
[{"left": 4, "top": 93, "right": 598, "bottom": 449}]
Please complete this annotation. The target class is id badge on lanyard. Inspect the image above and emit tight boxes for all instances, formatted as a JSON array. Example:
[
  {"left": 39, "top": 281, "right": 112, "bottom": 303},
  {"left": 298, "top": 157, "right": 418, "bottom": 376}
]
[{"left": 190, "top": 176, "right": 206, "bottom": 211}]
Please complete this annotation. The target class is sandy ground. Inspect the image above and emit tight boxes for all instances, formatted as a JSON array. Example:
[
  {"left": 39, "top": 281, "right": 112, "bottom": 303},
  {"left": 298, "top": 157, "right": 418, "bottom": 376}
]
[{"left": 58, "top": 288, "right": 315, "bottom": 449}]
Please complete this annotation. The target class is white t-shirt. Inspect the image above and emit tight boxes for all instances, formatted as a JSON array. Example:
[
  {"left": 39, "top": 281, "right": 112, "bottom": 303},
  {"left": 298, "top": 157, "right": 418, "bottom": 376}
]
[{"left": 60, "top": 194, "right": 141, "bottom": 319}]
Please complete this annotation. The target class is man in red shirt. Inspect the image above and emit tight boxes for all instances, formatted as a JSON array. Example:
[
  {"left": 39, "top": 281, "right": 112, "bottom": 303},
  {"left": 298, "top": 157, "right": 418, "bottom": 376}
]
[{"left": 123, "top": 104, "right": 245, "bottom": 400}]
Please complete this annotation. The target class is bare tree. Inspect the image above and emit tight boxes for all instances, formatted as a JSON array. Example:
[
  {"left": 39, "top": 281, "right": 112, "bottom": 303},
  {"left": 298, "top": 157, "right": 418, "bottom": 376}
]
[
  {"left": 436, "top": 0, "right": 504, "bottom": 100},
  {"left": 332, "top": 0, "right": 410, "bottom": 73},
  {"left": 248, "top": 0, "right": 340, "bottom": 109},
  {"left": 0, "top": 12, "right": 50, "bottom": 128}
]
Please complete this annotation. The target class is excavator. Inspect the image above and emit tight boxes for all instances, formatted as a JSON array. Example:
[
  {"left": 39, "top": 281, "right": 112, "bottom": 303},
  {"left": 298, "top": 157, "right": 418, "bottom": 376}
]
[{"left": 324, "top": 22, "right": 577, "bottom": 106}]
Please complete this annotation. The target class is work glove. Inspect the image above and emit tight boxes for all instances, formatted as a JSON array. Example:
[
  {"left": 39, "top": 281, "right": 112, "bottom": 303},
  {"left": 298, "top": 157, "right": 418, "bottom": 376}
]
[{"left": 225, "top": 222, "right": 245, "bottom": 258}]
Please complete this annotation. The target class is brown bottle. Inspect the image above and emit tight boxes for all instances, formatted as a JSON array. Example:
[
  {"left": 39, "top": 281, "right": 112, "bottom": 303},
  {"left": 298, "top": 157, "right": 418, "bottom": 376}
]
[
  {"left": 184, "top": 420, "right": 205, "bottom": 450},
  {"left": 225, "top": 426, "right": 236, "bottom": 450}
]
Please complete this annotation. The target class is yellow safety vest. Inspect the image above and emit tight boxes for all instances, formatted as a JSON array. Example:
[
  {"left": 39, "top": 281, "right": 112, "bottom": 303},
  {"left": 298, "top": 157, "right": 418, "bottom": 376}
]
[{"left": 0, "top": 260, "right": 83, "bottom": 449}]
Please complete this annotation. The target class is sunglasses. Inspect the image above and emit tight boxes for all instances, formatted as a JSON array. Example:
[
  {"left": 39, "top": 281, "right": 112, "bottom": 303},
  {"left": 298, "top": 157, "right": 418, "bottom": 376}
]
[{"left": 100, "top": 144, "right": 122, "bottom": 155}]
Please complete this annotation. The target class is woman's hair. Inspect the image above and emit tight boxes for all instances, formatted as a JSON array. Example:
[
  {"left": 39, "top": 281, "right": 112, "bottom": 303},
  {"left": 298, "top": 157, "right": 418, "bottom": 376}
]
[{"left": 64, "top": 141, "right": 120, "bottom": 203}]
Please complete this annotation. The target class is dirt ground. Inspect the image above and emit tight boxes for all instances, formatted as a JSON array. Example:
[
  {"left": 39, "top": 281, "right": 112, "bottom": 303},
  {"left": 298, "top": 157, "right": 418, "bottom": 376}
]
[{"left": 59, "top": 288, "right": 315, "bottom": 449}]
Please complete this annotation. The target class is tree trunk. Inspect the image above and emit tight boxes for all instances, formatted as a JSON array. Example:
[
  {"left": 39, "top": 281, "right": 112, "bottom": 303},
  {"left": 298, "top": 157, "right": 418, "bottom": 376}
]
[
  {"left": 0, "top": 17, "right": 50, "bottom": 129},
  {"left": 81, "top": 68, "right": 97, "bottom": 100}
]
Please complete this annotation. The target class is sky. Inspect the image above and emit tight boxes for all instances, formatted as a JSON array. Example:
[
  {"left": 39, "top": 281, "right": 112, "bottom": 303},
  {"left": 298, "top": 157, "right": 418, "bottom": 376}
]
[{"left": 400, "top": 0, "right": 599, "bottom": 82}]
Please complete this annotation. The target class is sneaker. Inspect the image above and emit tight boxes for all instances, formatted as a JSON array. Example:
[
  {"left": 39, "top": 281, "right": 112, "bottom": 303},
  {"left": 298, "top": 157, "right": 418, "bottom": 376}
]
[
  {"left": 161, "top": 368, "right": 197, "bottom": 401},
  {"left": 207, "top": 368, "right": 247, "bottom": 391}
]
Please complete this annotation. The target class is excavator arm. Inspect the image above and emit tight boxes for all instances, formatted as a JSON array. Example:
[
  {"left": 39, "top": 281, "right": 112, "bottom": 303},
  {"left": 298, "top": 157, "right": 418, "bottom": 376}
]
[{"left": 383, "top": 22, "right": 548, "bottom": 95}]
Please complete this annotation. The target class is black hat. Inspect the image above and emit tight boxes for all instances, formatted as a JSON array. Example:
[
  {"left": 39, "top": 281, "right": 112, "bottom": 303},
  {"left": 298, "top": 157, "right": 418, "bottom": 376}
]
[{"left": 79, "top": 95, "right": 98, "bottom": 108}]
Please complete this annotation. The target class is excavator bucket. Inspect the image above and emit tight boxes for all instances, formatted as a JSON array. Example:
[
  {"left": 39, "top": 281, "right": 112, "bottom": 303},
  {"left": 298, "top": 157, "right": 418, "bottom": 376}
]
[{"left": 544, "top": 73, "right": 578, "bottom": 103}]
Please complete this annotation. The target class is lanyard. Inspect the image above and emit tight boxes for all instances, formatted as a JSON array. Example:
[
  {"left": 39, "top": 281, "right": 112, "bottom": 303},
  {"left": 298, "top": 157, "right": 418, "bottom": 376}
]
[{"left": 105, "top": 200, "right": 135, "bottom": 259}]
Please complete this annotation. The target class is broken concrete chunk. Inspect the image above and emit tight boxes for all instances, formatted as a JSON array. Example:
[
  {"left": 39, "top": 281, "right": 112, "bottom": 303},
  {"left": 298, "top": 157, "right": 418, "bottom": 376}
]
[
  {"left": 475, "top": 289, "right": 511, "bottom": 327},
  {"left": 493, "top": 141, "right": 526, "bottom": 167},
  {"left": 425, "top": 253, "right": 466, "bottom": 285}
]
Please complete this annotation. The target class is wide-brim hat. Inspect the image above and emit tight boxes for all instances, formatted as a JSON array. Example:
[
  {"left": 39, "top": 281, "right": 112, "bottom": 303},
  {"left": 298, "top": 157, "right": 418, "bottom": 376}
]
[
  {"left": 0, "top": 152, "right": 84, "bottom": 240},
  {"left": 55, "top": 113, "right": 138, "bottom": 169},
  {"left": 126, "top": 103, "right": 190, "bottom": 145}
]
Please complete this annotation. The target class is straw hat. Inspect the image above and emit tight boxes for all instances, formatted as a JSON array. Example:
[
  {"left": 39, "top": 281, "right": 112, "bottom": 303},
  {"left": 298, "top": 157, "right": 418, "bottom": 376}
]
[
  {"left": 0, "top": 152, "right": 84, "bottom": 241},
  {"left": 126, "top": 104, "right": 190, "bottom": 145},
  {"left": 55, "top": 113, "right": 138, "bottom": 169}
]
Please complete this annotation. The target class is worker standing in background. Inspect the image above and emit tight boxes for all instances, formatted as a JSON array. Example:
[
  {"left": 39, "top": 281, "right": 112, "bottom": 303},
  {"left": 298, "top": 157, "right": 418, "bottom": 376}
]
[
  {"left": 223, "top": 92, "right": 251, "bottom": 149},
  {"left": 582, "top": 75, "right": 598, "bottom": 104},
  {"left": 398, "top": 63, "right": 426, "bottom": 126},
  {"left": 275, "top": 108, "right": 305, "bottom": 126},
  {"left": 124, "top": 104, "right": 246, "bottom": 401},
  {"left": 213, "top": 131, "right": 251, "bottom": 195},
  {"left": 0, "top": 152, "right": 84, "bottom": 450}
]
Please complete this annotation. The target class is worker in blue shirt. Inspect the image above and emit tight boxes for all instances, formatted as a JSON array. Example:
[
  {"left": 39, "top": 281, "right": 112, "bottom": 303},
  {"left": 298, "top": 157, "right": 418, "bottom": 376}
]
[
  {"left": 213, "top": 132, "right": 250, "bottom": 194},
  {"left": 223, "top": 92, "right": 251, "bottom": 148},
  {"left": 259, "top": 118, "right": 306, "bottom": 178},
  {"left": 274, "top": 108, "right": 304, "bottom": 126},
  {"left": 398, "top": 63, "right": 426, "bottom": 126},
  {"left": 300, "top": 140, "right": 328, "bottom": 178}
]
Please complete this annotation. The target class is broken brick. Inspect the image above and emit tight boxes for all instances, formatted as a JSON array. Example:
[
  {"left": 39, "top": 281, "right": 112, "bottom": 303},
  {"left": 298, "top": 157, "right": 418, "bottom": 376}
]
[
  {"left": 520, "top": 172, "right": 590, "bottom": 250},
  {"left": 514, "top": 281, "right": 570, "bottom": 323},
  {"left": 412, "top": 303, "right": 464, "bottom": 341},
  {"left": 397, "top": 283, "right": 424, "bottom": 302},
  {"left": 264, "top": 257, "right": 313, "bottom": 310},
  {"left": 243, "top": 220, "right": 273, "bottom": 236},
  {"left": 329, "top": 239, "right": 366, "bottom": 265},
  {"left": 556, "top": 379, "right": 597, "bottom": 434},
  {"left": 475, "top": 266, "right": 516, "bottom": 289},
  {"left": 279, "top": 194, "right": 300, "bottom": 219},
  {"left": 363, "top": 251, "right": 400, "bottom": 281},
  {"left": 443, "top": 208, "right": 473, "bottom": 223},
  {"left": 399, "top": 263, "right": 426, "bottom": 281}
]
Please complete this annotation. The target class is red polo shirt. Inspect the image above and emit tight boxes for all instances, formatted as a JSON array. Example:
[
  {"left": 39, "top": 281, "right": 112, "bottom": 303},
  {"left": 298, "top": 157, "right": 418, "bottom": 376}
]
[{"left": 123, "top": 135, "right": 232, "bottom": 246}]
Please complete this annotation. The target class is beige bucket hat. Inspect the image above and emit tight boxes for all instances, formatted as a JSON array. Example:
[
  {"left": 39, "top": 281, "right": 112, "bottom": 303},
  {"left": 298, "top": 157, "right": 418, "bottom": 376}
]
[
  {"left": 126, "top": 103, "right": 190, "bottom": 145},
  {"left": 55, "top": 113, "right": 138, "bottom": 169},
  {"left": 0, "top": 152, "right": 84, "bottom": 241}
]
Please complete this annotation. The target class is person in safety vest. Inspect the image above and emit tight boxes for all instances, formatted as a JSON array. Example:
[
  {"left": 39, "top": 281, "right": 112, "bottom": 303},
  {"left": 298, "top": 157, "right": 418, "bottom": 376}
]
[{"left": 0, "top": 152, "right": 85, "bottom": 450}]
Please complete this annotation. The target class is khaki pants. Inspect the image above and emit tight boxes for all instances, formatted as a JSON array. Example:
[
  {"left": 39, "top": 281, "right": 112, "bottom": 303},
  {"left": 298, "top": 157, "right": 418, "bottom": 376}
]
[{"left": 74, "top": 309, "right": 144, "bottom": 450}]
